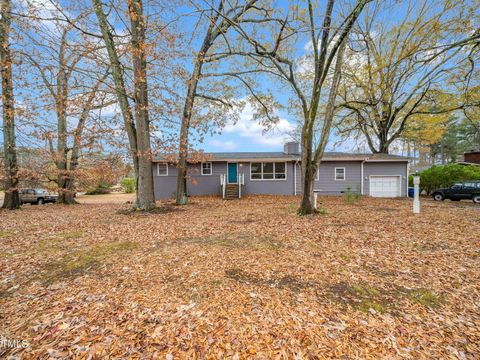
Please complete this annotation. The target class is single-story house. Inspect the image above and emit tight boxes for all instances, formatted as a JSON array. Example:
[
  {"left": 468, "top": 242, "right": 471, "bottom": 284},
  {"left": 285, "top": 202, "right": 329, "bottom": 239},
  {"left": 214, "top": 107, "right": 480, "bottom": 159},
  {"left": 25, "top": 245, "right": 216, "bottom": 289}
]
[{"left": 153, "top": 142, "right": 409, "bottom": 199}]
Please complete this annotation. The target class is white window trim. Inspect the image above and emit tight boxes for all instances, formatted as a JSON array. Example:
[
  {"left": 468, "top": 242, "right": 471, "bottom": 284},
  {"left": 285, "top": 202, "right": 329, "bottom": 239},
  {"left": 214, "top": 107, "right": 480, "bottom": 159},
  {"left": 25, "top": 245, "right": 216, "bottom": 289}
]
[
  {"left": 157, "top": 163, "right": 168, "bottom": 176},
  {"left": 250, "top": 162, "right": 287, "bottom": 181},
  {"left": 335, "top": 167, "right": 346, "bottom": 181},
  {"left": 201, "top": 162, "right": 213, "bottom": 176}
]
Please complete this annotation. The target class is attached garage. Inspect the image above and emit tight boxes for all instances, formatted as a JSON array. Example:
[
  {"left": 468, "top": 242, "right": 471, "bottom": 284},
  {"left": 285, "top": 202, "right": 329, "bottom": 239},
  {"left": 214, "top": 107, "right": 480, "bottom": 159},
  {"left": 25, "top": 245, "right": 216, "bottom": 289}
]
[
  {"left": 362, "top": 160, "right": 408, "bottom": 198},
  {"left": 369, "top": 176, "right": 401, "bottom": 197}
]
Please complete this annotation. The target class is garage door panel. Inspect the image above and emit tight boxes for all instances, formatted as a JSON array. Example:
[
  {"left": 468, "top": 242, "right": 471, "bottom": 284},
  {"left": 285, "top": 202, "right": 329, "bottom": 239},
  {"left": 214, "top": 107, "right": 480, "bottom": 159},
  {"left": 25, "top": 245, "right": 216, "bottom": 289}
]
[{"left": 370, "top": 176, "right": 400, "bottom": 197}]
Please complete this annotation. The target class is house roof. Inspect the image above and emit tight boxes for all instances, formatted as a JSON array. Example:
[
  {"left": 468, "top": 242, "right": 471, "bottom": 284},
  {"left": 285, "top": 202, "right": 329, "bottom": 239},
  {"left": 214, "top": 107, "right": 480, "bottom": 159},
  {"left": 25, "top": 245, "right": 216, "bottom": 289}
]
[
  {"left": 456, "top": 161, "right": 480, "bottom": 166},
  {"left": 154, "top": 151, "right": 409, "bottom": 162}
]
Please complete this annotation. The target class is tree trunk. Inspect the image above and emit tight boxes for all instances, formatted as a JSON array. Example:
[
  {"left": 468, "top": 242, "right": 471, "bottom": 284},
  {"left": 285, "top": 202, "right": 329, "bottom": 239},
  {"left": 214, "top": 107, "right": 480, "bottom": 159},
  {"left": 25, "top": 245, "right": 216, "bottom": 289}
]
[
  {"left": 60, "top": 70, "right": 110, "bottom": 205},
  {"left": 298, "top": 152, "right": 317, "bottom": 215},
  {"left": 175, "top": 0, "right": 260, "bottom": 205},
  {"left": 176, "top": 67, "right": 201, "bottom": 205},
  {"left": 93, "top": 0, "right": 155, "bottom": 210},
  {"left": 1, "top": 0, "right": 19, "bottom": 210},
  {"left": 298, "top": 119, "right": 318, "bottom": 215},
  {"left": 56, "top": 71, "right": 71, "bottom": 204},
  {"left": 175, "top": 4, "right": 223, "bottom": 205},
  {"left": 298, "top": 38, "right": 346, "bottom": 215},
  {"left": 376, "top": 127, "right": 390, "bottom": 154},
  {"left": 128, "top": 0, "right": 155, "bottom": 210}
]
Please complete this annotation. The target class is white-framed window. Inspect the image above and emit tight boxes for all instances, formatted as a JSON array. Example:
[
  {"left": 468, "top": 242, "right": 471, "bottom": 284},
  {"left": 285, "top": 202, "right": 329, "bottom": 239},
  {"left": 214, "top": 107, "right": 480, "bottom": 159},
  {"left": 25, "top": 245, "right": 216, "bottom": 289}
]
[
  {"left": 250, "top": 162, "right": 287, "bottom": 180},
  {"left": 157, "top": 163, "right": 168, "bottom": 176},
  {"left": 335, "top": 167, "right": 345, "bottom": 180},
  {"left": 201, "top": 162, "right": 212, "bottom": 175}
]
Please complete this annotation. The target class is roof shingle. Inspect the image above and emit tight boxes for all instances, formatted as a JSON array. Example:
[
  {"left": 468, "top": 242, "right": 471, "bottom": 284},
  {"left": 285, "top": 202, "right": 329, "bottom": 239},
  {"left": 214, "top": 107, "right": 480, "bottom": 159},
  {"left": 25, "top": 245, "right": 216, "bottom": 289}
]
[{"left": 154, "top": 151, "right": 409, "bottom": 162}]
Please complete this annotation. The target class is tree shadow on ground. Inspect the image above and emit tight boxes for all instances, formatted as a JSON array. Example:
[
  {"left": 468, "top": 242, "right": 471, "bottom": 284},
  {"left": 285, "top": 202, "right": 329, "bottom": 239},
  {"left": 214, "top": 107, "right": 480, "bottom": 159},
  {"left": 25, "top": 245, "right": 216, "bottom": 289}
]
[{"left": 224, "top": 268, "right": 446, "bottom": 314}]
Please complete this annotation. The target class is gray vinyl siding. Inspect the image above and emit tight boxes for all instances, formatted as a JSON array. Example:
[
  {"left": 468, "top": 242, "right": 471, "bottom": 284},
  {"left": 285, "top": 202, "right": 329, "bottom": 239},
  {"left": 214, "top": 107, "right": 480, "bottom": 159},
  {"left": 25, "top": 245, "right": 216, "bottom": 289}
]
[
  {"left": 240, "top": 161, "right": 295, "bottom": 195},
  {"left": 363, "top": 161, "right": 408, "bottom": 197},
  {"left": 295, "top": 163, "right": 302, "bottom": 195},
  {"left": 153, "top": 161, "right": 296, "bottom": 199},
  {"left": 295, "top": 161, "right": 362, "bottom": 195},
  {"left": 153, "top": 162, "right": 227, "bottom": 199},
  {"left": 153, "top": 164, "right": 177, "bottom": 199},
  {"left": 153, "top": 159, "right": 409, "bottom": 199}
]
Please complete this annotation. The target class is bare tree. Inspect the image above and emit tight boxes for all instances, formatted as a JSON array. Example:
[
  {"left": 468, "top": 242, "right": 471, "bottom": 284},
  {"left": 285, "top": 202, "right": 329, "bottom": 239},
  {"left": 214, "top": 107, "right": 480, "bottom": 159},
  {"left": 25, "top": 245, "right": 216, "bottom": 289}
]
[
  {"left": 21, "top": 17, "right": 112, "bottom": 204},
  {"left": 92, "top": 0, "right": 155, "bottom": 210},
  {"left": 236, "top": 0, "right": 371, "bottom": 214},
  {"left": 176, "top": 0, "right": 279, "bottom": 205},
  {"left": 338, "top": 0, "right": 480, "bottom": 154},
  {"left": 0, "top": 0, "right": 19, "bottom": 209}
]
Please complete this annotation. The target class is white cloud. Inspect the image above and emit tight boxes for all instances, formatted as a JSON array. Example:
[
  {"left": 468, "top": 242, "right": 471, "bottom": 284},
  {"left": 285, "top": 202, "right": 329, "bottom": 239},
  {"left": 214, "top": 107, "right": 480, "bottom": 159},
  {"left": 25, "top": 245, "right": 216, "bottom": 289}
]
[
  {"left": 304, "top": 41, "right": 314, "bottom": 52},
  {"left": 299, "top": 37, "right": 368, "bottom": 75},
  {"left": 18, "top": 0, "right": 67, "bottom": 31},
  {"left": 208, "top": 139, "right": 238, "bottom": 150},
  {"left": 222, "top": 104, "right": 295, "bottom": 148},
  {"left": 92, "top": 102, "right": 121, "bottom": 117}
]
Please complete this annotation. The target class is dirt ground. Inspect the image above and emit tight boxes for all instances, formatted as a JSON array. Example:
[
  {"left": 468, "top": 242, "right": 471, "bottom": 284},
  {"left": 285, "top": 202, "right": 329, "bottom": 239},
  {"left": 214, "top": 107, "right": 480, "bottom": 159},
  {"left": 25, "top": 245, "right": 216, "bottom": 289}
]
[
  {"left": 0, "top": 191, "right": 134, "bottom": 208},
  {"left": 0, "top": 196, "right": 479, "bottom": 358},
  {"left": 75, "top": 192, "right": 136, "bottom": 205}
]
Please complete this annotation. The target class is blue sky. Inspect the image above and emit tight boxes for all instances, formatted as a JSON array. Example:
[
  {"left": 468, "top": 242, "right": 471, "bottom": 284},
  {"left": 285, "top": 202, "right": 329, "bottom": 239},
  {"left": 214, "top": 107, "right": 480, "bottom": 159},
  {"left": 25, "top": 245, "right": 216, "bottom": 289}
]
[
  {"left": 11, "top": 0, "right": 470, "bottom": 157},
  {"left": 201, "top": 108, "right": 355, "bottom": 153},
  {"left": 184, "top": 0, "right": 359, "bottom": 154},
  {"left": 8, "top": 0, "right": 376, "bottom": 155}
]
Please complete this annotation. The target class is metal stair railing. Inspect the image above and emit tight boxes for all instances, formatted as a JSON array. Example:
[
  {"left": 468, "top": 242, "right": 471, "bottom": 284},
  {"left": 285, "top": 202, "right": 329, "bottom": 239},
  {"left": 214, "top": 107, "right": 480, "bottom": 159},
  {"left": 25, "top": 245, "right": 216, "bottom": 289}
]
[
  {"left": 238, "top": 173, "right": 244, "bottom": 198},
  {"left": 220, "top": 173, "right": 226, "bottom": 199}
]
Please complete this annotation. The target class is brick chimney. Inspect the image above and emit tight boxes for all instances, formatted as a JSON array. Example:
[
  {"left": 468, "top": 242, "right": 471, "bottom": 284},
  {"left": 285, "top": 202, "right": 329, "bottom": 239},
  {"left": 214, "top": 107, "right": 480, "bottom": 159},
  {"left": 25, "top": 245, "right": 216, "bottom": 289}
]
[
  {"left": 284, "top": 142, "right": 300, "bottom": 155},
  {"left": 464, "top": 150, "right": 480, "bottom": 164}
]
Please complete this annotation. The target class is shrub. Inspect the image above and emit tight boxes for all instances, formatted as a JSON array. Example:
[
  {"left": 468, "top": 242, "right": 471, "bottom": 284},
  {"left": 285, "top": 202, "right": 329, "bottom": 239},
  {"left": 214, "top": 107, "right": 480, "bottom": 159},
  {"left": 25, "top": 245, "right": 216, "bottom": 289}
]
[
  {"left": 86, "top": 182, "right": 111, "bottom": 195},
  {"left": 343, "top": 186, "right": 361, "bottom": 204},
  {"left": 121, "top": 177, "right": 136, "bottom": 193},
  {"left": 411, "top": 164, "right": 480, "bottom": 195}
]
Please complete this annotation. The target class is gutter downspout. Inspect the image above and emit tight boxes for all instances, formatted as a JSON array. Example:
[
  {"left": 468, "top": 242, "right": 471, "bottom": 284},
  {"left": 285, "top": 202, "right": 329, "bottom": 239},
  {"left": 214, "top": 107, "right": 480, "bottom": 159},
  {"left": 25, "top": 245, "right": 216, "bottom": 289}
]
[
  {"left": 294, "top": 161, "right": 297, "bottom": 195},
  {"left": 406, "top": 161, "right": 409, "bottom": 197},
  {"left": 360, "top": 160, "right": 365, "bottom": 195}
]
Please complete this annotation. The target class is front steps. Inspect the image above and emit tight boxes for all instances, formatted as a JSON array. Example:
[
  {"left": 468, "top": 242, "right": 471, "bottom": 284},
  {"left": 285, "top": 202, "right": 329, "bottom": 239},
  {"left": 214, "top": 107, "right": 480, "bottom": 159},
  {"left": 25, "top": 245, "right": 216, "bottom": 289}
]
[{"left": 225, "top": 184, "right": 239, "bottom": 199}]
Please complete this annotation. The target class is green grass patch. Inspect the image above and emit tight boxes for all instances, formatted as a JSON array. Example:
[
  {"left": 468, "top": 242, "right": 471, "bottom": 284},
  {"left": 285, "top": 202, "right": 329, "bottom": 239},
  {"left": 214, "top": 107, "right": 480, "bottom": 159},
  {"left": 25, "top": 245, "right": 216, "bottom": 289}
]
[
  {"left": 175, "top": 232, "right": 281, "bottom": 251},
  {"left": 401, "top": 289, "right": 446, "bottom": 308},
  {"left": 0, "top": 230, "right": 12, "bottom": 237},
  {"left": 330, "top": 282, "right": 388, "bottom": 313},
  {"left": 343, "top": 187, "right": 361, "bottom": 205},
  {"left": 351, "top": 284, "right": 381, "bottom": 297},
  {"left": 59, "top": 230, "right": 83, "bottom": 241},
  {"left": 339, "top": 254, "right": 351, "bottom": 262},
  {"left": 0, "top": 289, "right": 11, "bottom": 299},
  {"left": 287, "top": 203, "right": 298, "bottom": 213},
  {"left": 25, "top": 231, "right": 84, "bottom": 256},
  {"left": 41, "top": 240, "right": 137, "bottom": 284},
  {"left": 331, "top": 282, "right": 447, "bottom": 313},
  {"left": 358, "top": 300, "right": 385, "bottom": 313},
  {"left": 317, "top": 206, "right": 328, "bottom": 215}
]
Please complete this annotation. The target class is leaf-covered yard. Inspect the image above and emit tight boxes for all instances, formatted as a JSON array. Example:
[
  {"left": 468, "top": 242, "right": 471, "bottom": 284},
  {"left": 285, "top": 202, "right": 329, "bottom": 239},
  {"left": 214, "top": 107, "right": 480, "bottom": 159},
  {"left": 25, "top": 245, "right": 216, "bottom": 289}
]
[{"left": 1, "top": 196, "right": 479, "bottom": 358}]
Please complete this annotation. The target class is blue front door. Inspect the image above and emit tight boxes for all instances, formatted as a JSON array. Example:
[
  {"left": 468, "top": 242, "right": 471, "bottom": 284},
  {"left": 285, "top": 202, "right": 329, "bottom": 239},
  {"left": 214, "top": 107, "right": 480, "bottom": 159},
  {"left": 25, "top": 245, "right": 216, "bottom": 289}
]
[{"left": 228, "top": 163, "right": 237, "bottom": 183}]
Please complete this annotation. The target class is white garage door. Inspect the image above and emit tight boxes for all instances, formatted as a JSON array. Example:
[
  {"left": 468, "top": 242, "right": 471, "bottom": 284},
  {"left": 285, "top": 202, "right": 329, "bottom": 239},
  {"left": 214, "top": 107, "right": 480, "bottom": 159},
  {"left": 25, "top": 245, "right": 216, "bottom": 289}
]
[{"left": 369, "top": 176, "right": 401, "bottom": 197}]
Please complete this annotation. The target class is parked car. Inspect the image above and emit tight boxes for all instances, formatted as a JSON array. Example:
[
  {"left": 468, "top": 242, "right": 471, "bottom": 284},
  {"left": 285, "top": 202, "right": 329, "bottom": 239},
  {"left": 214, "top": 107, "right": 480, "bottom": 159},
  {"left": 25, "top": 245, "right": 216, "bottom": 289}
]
[
  {"left": 431, "top": 181, "right": 480, "bottom": 203},
  {"left": 19, "top": 188, "right": 58, "bottom": 205}
]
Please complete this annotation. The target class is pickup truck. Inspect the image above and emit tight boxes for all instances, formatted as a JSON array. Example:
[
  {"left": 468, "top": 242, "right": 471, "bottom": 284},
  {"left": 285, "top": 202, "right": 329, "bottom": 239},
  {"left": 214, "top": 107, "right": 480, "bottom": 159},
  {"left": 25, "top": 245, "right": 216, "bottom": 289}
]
[{"left": 19, "top": 188, "right": 58, "bottom": 205}]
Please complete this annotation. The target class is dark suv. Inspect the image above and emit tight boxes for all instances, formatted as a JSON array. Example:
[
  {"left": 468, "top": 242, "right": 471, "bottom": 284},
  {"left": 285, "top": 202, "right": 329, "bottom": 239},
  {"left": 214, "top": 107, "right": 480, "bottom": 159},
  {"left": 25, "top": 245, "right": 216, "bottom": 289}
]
[{"left": 432, "top": 181, "right": 480, "bottom": 203}]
